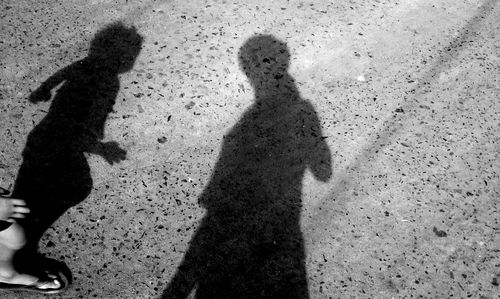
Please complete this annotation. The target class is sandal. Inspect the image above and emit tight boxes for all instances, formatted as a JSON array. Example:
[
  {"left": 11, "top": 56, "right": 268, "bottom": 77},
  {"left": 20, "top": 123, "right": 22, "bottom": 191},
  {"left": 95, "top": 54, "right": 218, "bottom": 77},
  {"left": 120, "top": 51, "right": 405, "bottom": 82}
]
[{"left": 0, "top": 270, "right": 69, "bottom": 294}]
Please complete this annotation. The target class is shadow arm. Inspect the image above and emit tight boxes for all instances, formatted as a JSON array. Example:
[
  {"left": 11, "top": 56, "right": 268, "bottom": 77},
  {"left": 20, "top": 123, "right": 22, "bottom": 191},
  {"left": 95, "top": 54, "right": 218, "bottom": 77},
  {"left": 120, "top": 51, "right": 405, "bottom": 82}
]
[
  {"left": 28, "top": 61, "right": 82, "bottom": 103},
  {"left": 306, "top": 109, "right": 333, "bottom": 182},
  {"left": 82, "top": 135, "right": 127, "bottom": 165},
  {"left": 68, "top": 127, "right": 127, "bottom": 165},
  {"left": 89, "top": 141, "right": 127, "bottom": 165},
  {"left": 309, "top": 136, "right": 332, "bottom": 182}
]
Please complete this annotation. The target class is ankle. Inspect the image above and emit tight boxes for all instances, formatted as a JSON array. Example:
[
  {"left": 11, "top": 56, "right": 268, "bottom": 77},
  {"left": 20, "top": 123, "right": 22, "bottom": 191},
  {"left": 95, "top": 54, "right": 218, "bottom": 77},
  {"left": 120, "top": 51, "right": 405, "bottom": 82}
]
[{"left": 0, "top": 266, "right": 15, "bottom": 280}]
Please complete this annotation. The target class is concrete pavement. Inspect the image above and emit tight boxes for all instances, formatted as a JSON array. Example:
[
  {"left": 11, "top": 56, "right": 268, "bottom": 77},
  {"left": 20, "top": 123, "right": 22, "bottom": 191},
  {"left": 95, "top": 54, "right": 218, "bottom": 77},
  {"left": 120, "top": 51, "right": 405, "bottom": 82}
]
[{"left": 1, "top": 0, "right": 498, "bottom": 298}]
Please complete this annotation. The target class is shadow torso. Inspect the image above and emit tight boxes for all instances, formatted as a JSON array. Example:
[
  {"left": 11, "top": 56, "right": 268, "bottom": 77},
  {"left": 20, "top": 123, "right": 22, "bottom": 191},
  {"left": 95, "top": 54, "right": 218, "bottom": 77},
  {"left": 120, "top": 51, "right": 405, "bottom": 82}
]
[{"left": 13, "top": 60, "right": 119, "bottom": 239}]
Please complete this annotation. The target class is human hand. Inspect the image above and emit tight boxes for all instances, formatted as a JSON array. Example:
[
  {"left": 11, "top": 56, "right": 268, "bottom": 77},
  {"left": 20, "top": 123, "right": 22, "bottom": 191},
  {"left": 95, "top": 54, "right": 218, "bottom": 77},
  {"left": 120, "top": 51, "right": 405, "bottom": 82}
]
[
  {"left": 100, "top": 141, "right": 127, "bottom": 165},
  {"left": 28, "top": 87, "right": 52, "bottom": 103},
  {"left": 0, "top": 197, "right": 30, "bottom": 223}
]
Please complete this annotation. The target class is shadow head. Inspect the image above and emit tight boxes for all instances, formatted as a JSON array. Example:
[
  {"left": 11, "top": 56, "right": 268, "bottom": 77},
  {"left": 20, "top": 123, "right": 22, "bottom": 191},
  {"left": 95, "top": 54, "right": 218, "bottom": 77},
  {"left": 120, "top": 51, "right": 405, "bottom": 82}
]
[
  {"left": 88, "top": 22, "right": 144, "bottom": 73},
  {"left": 238, "top": 34, "right": 291, "bottom": 85}
]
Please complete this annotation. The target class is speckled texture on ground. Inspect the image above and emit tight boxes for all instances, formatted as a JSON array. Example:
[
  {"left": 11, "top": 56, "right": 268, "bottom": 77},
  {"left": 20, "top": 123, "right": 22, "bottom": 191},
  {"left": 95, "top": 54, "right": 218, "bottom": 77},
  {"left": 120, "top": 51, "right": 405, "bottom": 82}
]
[{"left": 0, "top": 0, "right": 499, "bottom": 298}]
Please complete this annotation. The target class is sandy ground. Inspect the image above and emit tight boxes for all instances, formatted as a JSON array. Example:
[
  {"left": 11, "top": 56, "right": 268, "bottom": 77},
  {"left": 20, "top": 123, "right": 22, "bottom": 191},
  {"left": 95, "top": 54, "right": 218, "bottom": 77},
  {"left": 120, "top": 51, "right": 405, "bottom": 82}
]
[{"left": 0, "top": 0, "right": 499, "bottom": 298}]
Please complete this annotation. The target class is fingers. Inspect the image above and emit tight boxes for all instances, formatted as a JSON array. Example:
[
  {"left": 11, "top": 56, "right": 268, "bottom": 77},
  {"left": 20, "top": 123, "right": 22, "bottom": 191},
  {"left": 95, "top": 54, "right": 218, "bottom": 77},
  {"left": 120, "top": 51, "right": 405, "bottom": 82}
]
[
  {"left": 12, "top": 205, "right": 30, "bottom": 215},
  {"left": 11, "top": 211, "right": 28, "bottom": 219},
  {"left": 5, "top": 208, "right": 29, "bottom": 223},
  {"left": 1, "top": 198, "right": 30, "bottom": 222},
  {"left": 9, "top": 198, "right": 30, "bottom": 214},
  {"left": 9, "top": 198, "right": 27, "bottom": 207},
  {"left": 7, "top": 212, "right": 28, "bottom": 222}
]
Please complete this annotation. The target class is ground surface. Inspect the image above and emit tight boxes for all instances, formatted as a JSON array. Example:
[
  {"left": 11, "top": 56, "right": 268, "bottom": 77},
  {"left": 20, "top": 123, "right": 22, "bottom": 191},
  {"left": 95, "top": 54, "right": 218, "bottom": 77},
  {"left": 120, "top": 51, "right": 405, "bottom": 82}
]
[{"left": 0, "top": 0, "right": 499, "bottom": 298}]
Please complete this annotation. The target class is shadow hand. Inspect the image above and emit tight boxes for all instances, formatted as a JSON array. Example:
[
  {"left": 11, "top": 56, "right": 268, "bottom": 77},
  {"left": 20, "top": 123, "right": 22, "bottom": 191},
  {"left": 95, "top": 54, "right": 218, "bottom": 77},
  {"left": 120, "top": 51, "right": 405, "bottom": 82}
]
[
  {"left": 28, "top": 87, "right": 52, "bottom": 103},
  {"left": 101, "top": 141, "right": 127, "bottom": 165}
]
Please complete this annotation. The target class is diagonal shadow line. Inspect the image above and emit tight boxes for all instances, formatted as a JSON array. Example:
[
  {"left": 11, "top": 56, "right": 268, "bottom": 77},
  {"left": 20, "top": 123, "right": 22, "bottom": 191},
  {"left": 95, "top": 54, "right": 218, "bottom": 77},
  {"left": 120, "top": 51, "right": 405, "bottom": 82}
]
[{"left": 305, "top": 0, "right": 498, "bottom": 235}]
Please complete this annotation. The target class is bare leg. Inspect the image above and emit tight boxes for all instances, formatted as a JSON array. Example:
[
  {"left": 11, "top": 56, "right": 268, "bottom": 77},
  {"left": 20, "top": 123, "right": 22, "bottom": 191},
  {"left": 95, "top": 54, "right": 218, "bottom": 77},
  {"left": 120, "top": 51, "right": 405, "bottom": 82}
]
[
  {"left": 0, "top": 223, "right": 35, "bottom": 284},
  {"left": 0, "top": 220, "right": 60, "bottom": 289}
]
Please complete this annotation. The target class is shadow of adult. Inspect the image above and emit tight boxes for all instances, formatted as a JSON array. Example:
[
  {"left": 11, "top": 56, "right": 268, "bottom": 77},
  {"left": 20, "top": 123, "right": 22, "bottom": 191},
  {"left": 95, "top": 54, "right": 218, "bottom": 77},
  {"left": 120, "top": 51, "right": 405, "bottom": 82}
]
[
  {"left": 162, "top": 35, "right": 332, "bottom": 299},
  {"left": 10, "top": 22, "right": 143, "bottom": 270}
]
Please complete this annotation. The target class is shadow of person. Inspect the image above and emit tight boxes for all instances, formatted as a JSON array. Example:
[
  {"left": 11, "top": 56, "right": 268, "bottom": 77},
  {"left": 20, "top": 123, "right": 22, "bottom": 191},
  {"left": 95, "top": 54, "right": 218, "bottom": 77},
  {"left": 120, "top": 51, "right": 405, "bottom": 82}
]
[
  {"left": 162, "top": 34, "right": 332, "bottom": 299},
  {"left": 10, "top": 22, "right": 143, "bottom": 273}
]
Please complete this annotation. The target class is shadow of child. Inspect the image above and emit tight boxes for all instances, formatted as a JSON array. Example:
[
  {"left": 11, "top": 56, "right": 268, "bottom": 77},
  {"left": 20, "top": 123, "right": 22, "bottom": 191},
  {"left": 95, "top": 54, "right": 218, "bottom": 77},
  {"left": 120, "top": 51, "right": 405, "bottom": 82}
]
[{"left": 4, "top": 22, "right": 143, "bottom": 292}]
